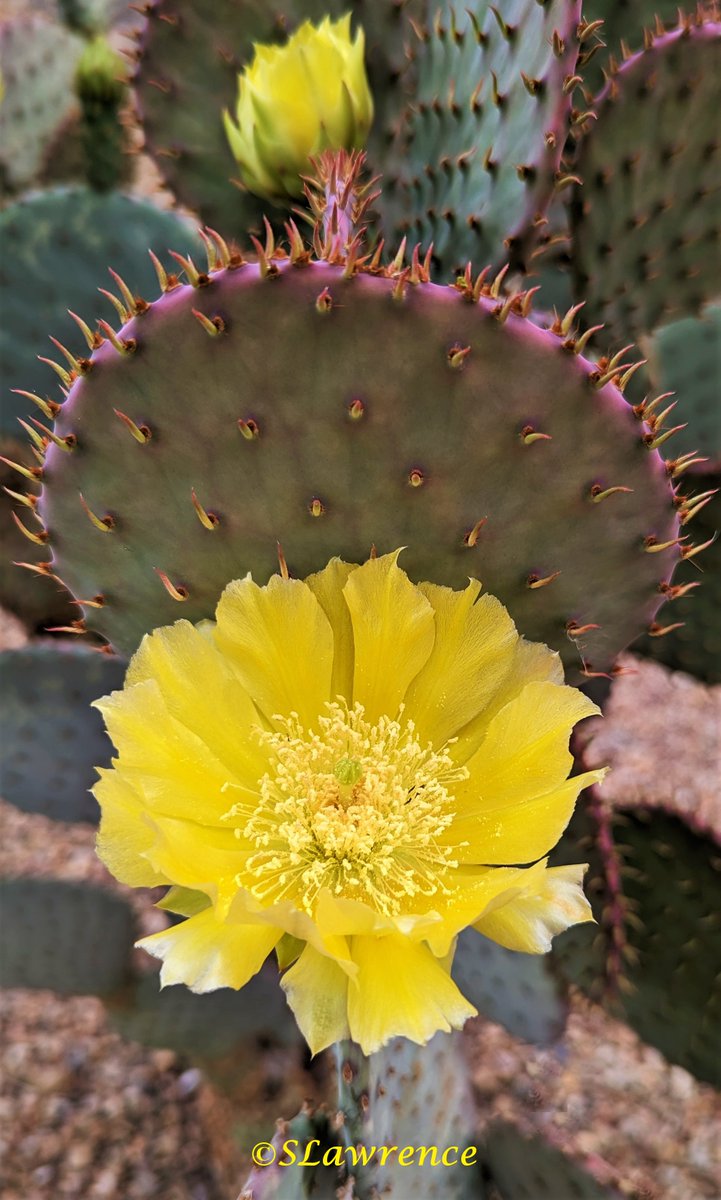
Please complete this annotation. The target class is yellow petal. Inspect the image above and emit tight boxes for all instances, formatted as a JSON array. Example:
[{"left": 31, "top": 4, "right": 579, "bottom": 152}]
[
  {"left": 126, "top": 620, "right": 269, "bottom": 789},
  {"left": 137, "top": 908, "right": 281, "bottom": 992},
  {"left": 474, "top": 863, "right": 593, "bottom": 952},
  {"left": 94, "top": 769, "right": 167, "bottom": 888},
  {"left": 142, "top": 814, "right": 249, "bottom": 916},
  {"left": 342, "top": 552, "right": 435, "bottom": 723},
  {"left": 347, "top": 934, "right": 476, "bottom": 1053},
  {"left": 404, "top": 581, "right": 518, "bottom": 747},
  {"left": 281, "top": 943, "right": 350, "bottom": 1054},
  {"left": 423, "top": 866, "right": 535, "bottom": 957},
  {"left": 215, "top": 574, "right": 333, "bottom": 725},
  {"left": 452, "top": 638, "right": 563, "bottom": 763},
  {"left": 305, "top": 558, "right": 358, "bottom": 701}
]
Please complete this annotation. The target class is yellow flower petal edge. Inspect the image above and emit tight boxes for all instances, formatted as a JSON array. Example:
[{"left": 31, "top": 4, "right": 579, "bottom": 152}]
[
  {"left": 223, "top": 13, "right": 374, "bottom": 200},
  {"left": 94, "top": 551, "right": 603, "bottom": 1054}
]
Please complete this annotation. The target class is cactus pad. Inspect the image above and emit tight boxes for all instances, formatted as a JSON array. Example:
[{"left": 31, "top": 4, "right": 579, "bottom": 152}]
[
  {"left": 452, "top": 927, "right": 568, "bottom": 1045},
  {"left": 0, "top": 877, "right": 135, "bottom": 994},
  {"left": 133, "top": 0, "right": 419, "bottom": 237},
  {"left": 379, "top": 0, "right": 583, "bottom": 276},
  {"left": 483, "top": 1122, "right": 622, "bottom": 1199},
  {"left": 570, "top": 18, "right": 721, "bottom": 346},
  {"left": 0, "top": 642, "right": 125, "bottom": 823},
  {"left": 32, "top": 241, "right": 683, "bottom": 675},
  {"left": 0, "top": 186, "right": 202, "bottom": 433},
  {"left": 0, "top": 16, "right": 84, "bottom": 195}
]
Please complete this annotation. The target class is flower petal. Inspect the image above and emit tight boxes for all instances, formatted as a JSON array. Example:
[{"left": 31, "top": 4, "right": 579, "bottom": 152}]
[
  {"left": 305, "top": 558, "right": 358, "bottom": 702},
  {"left": 137, "top": 908, "right": 281, "bottom": 992},
  {"left": 281, "top": 943, "right": 350, "bottom": 1054},
  {"left": 94, "top": 769, "right": 167, "bottom": 888},
  {"left": 215, "top": 574, "right": 333, "bottom": 725},
  {"left": 474, "top": 863, "right": 593, "bottom": 952},
  {"left": 342, "top": 552, "right": 435, "bottom": 723},
  {"left": 347, "top": 934, "right": 476, "bottom": 1053},
  {"left": 125, "top": 620, "right": 269, "bottom": 788},
  {"left": 404, "top": 582, "right": 519, "bottom": 747}
]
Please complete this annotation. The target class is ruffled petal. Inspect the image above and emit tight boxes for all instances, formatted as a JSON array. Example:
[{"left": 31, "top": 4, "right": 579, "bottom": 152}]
[
  {"left": 94, "top": 769, "right": 167, "bottom": 888},
  {"left": 125, "top": 620, "right": 269, "bottom": 789},
  {"left": 141, "top": 814, "right": 247, "bottom": 916},
  {"left": 281, "top": 943, "right": 351, "bottom": 1054},
  {"left": 342, "top": 552, "right": 435, "bottom": 723},
  {"left": 346, "top": 934, "right": 475, "bottom": 1053},
  {"left": 214, "top": 575, "right": 333, "bottom": 725},
  {"left": 474, "top": 863, "right": 593, "bottom": 952},
  {"left": 137, "top": 908, "right": 281, "bottom": 992},
  {"left": 404, "top": 582, "right": 519, "bottom": 747},
  {"left": 305, "top": 558, "right": 358, "bottom": 702}
]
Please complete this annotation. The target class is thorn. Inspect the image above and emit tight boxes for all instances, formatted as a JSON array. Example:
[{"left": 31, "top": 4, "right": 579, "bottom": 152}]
[
  {"left": 527, "top": 570, "right": 561, "bottom": 589},
  {"left": 250, "top": 233, "right": 278, "bottom": 280},
  {"left": 204, "top": 227, "right": 233, "bottom": 269},
  {"left": 408, "top": 468, "right": 425, "bottom": 488},
  {"left": 155, "top": 568, "right": 188, "bottom": 601},
  {"left": 646, "top": 423, "right": 687, "bottom": 450},
  {"left": 578, "top": 18, "right": 605, "bottom": 42},
  {"left": 72, "top": 595, "right": 105, "bottom": 609},
  {"left": 348, "top": 398, "right": 365, "bottom": 421},
  {"left": 521, "top": 424, "right": 552, "bottom": 445},
  {"left": 580, "top": 661, "right": 612, "bottom": 680},
  {"left": 494, "top": 292, "right": 518, "bottom": 323},
  {"left": 79, "top": 493, "right": 115, "bottom": 532},
  {"left": 113, "top": 409, "right": 151, "bottom": 443},
  {"left": 97, "top": 320, "right": 136, "bottom": 356},
  {"left": 13, "top": 560, "right": 56, "bottom": 578},
  {"left": 521, "top": 287, "right": 541, "bottom": 317},
  {"left": 37, "top": 356, "right": 73, "bottom": 388},
  {"left": 464, "top": 518, "right": 487, "bottom": 547},
  {"left": 316, "top": 287, "right": 333, "bottom": 313},
  {"left": 191, "top": 487, "right": 220, "bottom": 529},
  {"left": 369, "top": 543, "right": 378, "bottom": 560},
  {"left": 10, "top": 390, "right": 60, "bottom": 420},
  {"left": 98, "top": 288, "right": 129, "bottom": 323},
  {"left": 489, "top": 6, "right": 514, "bottom": 39},
  {"left": 391, "top": 238, "right": 407, "bottom": 273},
  {"left": 644, "top": 536, "right": 683, "bottom": 554},
  {"left": 681, "top": 535, "right": 716, "bottom": 561},
  {"left": 169, "top": 251, "right": 204, "bottom": 287},
  {"left": 45, "top": 621, "right": 88, "bottom": 635},
  {"left": 49, "top": 337, "right": 85, "bottom": 374},
  {"left": 680, "top": 491, "right": 718, "bottom": 524},
  {"left": 590, "top": 484, "right": 634, "bottom": 502},
  {"left": 238, "top": 417, "right": 260, "bottom": 440},
  {"left": 30, "top": 418, "right": 76, "bottom": 452},
  {"left": 648, "top": 621, "right": 684, "bottom": 637},
  {"left": 561, "top": 302, "right": 585, "bottom": 336},
  {"left": 109, "top": 268, "right": 149, "bottom": 316},
  {"left": 0, "top": 455, "right": 41, "bottom": 482},
  {"left": 286, "top": 219, "right": 310, "bottom": 266},
  {"left": 391, "top": 268, "right": 410, "bottom": 302},
  {"left": 11, "top": 511, "right": 47, "bottom": 544},
  {"left": 552, "top": 30, "right": 566, "bottom": 57},
  {"left": 3, "top": 486, "right": 37, "bottom": 508},
  {"left": 192, "top": 308, "right": 226, "bottom": 336},
  {"left": 521, "top": 71, "right": 543, "bottom": 96},
  {"left": 563, "top": 73, "right": 584, "bottom": 94},
  {"left": 489, "top": 264, "right": 509, "bottom": 299},
  {"left": 659, "top": 581, "right": 700, "bottom": 600},
  {"left": 276, "top": 542, "right": 289, "bottom": 580},
  {"left": 148, "top": 250, "right": 172, "bottom": 293},
  {"left": 668, "top": 452, "right": 708, "bottom": 477},
  {"left": 308, "top": 497, "right": 325, "bottom": 517},
  {"left": 618, "top": 360, "right": 646, "bottom": 392},
  {"left": 18, "top": 418, "right": 47, "bottom": 453},
  {"left": 554, "top": 173, "right": 581, "bottom": 192},
  {"left": 566, "top": 620, "right": 601, "bottom": 638},
  {"left": 448, "top": 343, "right": 471, "bottom": 369},
  {"left": 68, "top": 310, "right": 104, "bottom": 350},
  {"left": 573, "top": 325, "right": 604, "bottom": 355}
]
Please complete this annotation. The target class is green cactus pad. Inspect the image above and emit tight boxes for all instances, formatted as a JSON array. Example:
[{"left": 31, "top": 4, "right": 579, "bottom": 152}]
[
  {"left": 370, "top": 1034, "right": 483, "bottom": 1198},
  {"left": 33, "top": 243, "right": 683, "bottom": 675},
  {"left": 110, "top": 962, "right": 298, "bottom": 1057},
  {"left": 483, "top": 1122, "right": 623, "bottom": 1199},
  {"left": 0, "top": 877, "right": 135, "bottom": 994},
  {"left": 58, "top": 0, "right": 137, "bottom": 36},
  {"left": 240, "top": 1105, "right": 336, "bottom": 1200},
  {"left": 638, "top": 301, "right": 721, "bottom": 469},
  {"left": 0, "top": 16, "right": 84, "bottom": 195},
  {"left": 0, "top": 187, "right": 203, "bottom": 433},
  {"left": 580, "top": 0, "right": 690, "bottom": 93},
  {"left": 570, "top": 18, "right": 721, "bottom": 347},
  {"left": 379, "top": 0, "right": 583, "bottom": 276},
  {"left": 452, "top": 927, "right": 568, "bottom": 1045},
  {"left": 133, "top": 0, "right": 419, "bottom": 237},
  {"left": 0, "top": 642, "right": 126, "bottom": 823}
]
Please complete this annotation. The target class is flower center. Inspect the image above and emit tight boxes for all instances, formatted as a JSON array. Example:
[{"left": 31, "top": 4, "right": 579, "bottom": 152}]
[{"left": 226, "top": 701, "right": 466, "bottom": 917}]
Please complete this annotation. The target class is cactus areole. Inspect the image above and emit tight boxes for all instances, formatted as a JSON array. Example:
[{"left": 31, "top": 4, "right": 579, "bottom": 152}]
[{"left": 25, "top": 186, "right": 689, "bottom": 675}]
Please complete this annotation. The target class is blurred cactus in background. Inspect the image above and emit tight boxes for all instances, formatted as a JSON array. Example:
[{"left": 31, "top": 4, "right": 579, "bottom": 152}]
[{"left": 0, "top": 2, "right": 719, "bottom": 1197}]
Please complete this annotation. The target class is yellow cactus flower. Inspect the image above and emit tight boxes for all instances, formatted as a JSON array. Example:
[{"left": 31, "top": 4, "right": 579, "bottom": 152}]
[
  {"left": 94, "top": 552, "right": 603, "bottom": 1055},
  {"left": 223, "top": 13, "right": 374, "bottom": 200}
]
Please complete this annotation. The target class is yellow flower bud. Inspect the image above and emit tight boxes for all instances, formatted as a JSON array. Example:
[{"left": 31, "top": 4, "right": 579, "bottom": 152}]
[{"left": 223, "top": 13, "right": 374, "bottom": 200}]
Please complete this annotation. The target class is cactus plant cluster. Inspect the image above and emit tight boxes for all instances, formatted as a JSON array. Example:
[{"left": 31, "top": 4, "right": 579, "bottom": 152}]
[{"left": 1, "top": 1, "right": 719, "bottom": 1196}]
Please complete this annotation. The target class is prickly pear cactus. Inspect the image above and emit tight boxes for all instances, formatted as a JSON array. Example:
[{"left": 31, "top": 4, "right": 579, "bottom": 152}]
[
  {"left": 0, "top": 15, "right": 84, "bottom": 195},
  {"left": 25, "top": 221, "right": 688, "bottom": 676},
  {"left": 570, "top": 15, "right": 721, "bottom": 346},
  {"left": 0, "top": 187, "right": 203, "bottom": 431},
  {"left": 133, "top": 0, "right": 420, "bottom": 237},
  {"left": 483, "top": 1121, "right": 624, "bottom": 1199},
  {"left": 378, "top": 0, "right": 586, "bottom": 275},
  {"left": 0, "top": 877, "right": 135, "bottom": 994},
  {"left": 0, "top": 642, "right": 124, "bottom": 822}
]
